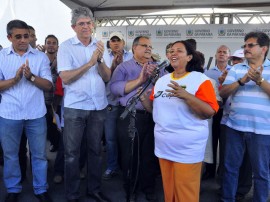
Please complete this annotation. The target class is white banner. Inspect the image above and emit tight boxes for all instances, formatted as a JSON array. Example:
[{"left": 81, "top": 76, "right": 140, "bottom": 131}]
[{"left": 96, "top": 24, "right": 270, "bottom": 63}]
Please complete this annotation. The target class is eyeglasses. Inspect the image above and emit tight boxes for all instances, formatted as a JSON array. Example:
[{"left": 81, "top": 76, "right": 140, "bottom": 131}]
[
  {"left": 137, "top": 43, "right": 153, "bottom": 50},
  {"left": 13, "top": 34, "right": 30, "bottom": 40},
  {"left": 241, "top": 43, "right": 259, "bottom": 49},
  {"left": 76, "top": 21, "right": 92, "bottom": 27}
]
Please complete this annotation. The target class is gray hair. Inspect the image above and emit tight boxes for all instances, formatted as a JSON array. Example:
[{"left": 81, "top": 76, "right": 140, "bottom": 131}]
[
  {"left": 71, "top": 7, "right": 93, "bottom": 25},
  {"left": 132, "top": 35, "right": 151, "bottom": 54}
]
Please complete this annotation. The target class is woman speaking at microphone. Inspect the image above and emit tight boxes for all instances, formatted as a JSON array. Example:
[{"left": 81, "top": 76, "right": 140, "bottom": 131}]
[{"left": 140, "top": 40, "right": 219, "bottom": 202}]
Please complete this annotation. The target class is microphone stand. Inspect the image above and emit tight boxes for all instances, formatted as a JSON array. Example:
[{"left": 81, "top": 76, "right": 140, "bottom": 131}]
[{"left": 120, "top": 70, "right": 159, "bottom": 202}]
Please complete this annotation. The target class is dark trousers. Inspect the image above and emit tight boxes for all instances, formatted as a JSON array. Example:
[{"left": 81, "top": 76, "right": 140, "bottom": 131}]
[
  {"left": 205, "top": 108, "right": 223, "bottom": 177},
  {"left": 117, "top": 107, "right": 159, "bottom": 196},
  {"left": 45, "top": 104, "right": 60, "bottom": 148},
  {"left": 54, "top": 129, "right": 87, "bottom": 176},
  {"left": 0, "top": 144, "right": 3, "bottom": 165},
  {"left": 63, "top": 107, "right": 106, "bottom": 200}
]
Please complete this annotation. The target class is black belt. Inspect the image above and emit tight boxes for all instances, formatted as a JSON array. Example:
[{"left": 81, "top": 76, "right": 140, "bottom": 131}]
[
  {"left": 119, "top": 105, "right": 150, "bottom": 115},
  {"left": 107, "top": 104, "right": 118, "bottom": 111}
]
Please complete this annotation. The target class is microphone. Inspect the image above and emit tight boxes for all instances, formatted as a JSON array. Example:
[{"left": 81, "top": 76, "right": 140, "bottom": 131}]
[
  {"left": 148, "top": 60, "right": 170, "bottom": 84},
  {"left": 120, "top": 60, "right": 170, "bottom": 120},
  {"left": 155, "top": 60, "right": 170, "bottom": 73}
]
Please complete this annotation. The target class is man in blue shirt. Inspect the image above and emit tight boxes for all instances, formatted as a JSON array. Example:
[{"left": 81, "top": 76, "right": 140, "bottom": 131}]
[
  {"left": 220, "top": 31, "right": 270, "bottom": 202},
  {"left": 0, "top": 20, "right": 52, "bottom": 202}
]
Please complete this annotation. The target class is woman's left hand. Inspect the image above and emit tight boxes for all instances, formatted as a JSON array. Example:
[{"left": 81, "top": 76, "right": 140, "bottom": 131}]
[{"left": 166, "top": 80, "right": 188, "bottom": 99}]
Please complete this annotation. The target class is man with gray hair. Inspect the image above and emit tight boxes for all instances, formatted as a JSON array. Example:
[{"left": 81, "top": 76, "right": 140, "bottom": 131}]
[{"left": 57, "top": 7, "right": 111, "bottom": 202}]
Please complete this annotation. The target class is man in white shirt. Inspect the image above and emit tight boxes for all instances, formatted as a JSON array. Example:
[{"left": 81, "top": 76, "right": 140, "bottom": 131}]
[
  {"left": 0, "top": 20, "right": 52, "bottom": 202},
  {"left": 57, "top": 7, "right": 111, "bottom": 202}
]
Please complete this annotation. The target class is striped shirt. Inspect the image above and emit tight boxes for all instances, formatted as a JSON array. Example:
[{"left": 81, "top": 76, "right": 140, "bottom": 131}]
[
  {"left": 57, "top": 36, "right": 110, "bottom": 110},
  {"left": 0, "top": 45, "right": 52, "bottom": 120},
  {"left": 223, "top": 59, "right": 270, "bottom": 135}
]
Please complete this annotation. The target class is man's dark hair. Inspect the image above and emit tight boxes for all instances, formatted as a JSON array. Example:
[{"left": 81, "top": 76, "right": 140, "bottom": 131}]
[
  {"left": 45, "top": 34, "right": 59, "bottom": 45},
  {"left": 6, "top": 20, "right": 28, "bottom": 35},
  {"left": 244, "top": 31, "right": 270, "bottom": 59},
  {"left": 28, "top": 25, "right": 35, "bottom": 31},
  {"left": 185, "top": 38, "right": 197, "bottom": 50}
]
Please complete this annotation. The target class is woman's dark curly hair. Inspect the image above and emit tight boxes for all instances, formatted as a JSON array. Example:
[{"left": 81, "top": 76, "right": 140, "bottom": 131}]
[{"left": 171, "top": 40, "right": 203, "bottom": 73}]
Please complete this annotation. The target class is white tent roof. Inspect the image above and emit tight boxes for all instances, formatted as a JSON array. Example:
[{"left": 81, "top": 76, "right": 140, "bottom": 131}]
[{"left": 60, "top": 0, "right": 270, "bottom": 17}]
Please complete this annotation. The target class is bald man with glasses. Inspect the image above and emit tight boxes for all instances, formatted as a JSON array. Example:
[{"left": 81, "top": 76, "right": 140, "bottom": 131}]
[{"left": 110, "top": 35, "right": 160, "bottom": 201}]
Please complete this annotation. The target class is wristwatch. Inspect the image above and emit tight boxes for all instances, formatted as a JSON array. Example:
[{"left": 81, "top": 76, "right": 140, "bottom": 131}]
[
  {"left": 237, "top": 78, "right": 245, "bottom": 86},
  {"left": 97, "top": 58, "right": 104, "bottom": 64},
  {"left": 257, "top": 77, "right": 264, "bottom": 86},
  {"left": 30, "top": 74, "right": 36, "bottom": 82}
]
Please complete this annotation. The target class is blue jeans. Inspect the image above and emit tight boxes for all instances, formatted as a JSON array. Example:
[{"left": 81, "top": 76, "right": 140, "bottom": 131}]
[
  {"left": 104, "top": 105, "right": 119, "bottom": 171},
  {"left": 221, "top": 126, "right": 270, "bottom": 202},
  {"left": 63, "top": 107, "right": 106, "bottom": 200},
  {"left": 0, "top": 116, "right": 48, "bottom": 194}
]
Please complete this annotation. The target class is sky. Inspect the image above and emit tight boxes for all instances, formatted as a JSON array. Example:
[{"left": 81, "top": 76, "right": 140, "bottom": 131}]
[{"left": 0, "top": 0, "right": 75, "bottom": 48}]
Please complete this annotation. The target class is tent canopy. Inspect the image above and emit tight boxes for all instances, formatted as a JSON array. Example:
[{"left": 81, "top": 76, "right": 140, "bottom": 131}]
[{"left": 60, "top": 0, "right": 270, "bottom": 17}]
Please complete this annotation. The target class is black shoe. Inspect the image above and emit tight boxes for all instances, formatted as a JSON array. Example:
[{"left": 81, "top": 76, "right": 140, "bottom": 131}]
[
  {"left": 236, "top": 194, "right": 245, "bottom": 202},
  {"left": 128, "top": 193, "right": 137, "bottom": 202},
  {"left": 201, "top": 171, "right": 215, "bottom": 180},
  {"left": 102, "top": 169, "right": 119, "bottom": 180},
  {"left": 49, "top": 145, "right": 57, "bottom": 152},
  {"left": 5, "top": 193, "right": 19, "bottom": 202},
  {"left": 145, "top": 192, "right": 157, "bottom": 201},
  {"left": 88, "top": 192, "right": 110, "bottom": 202},
  {"left": 35, "top": 192, "right": 53, "bottom": 202},
  {"left": 67, "top": 200, "right": 79, "bottom": 202}
]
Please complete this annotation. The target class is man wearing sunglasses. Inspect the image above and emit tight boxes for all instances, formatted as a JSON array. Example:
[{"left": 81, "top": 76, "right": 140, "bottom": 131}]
[
  {"left": 0, "top": 20, "right": 53, "bottom": 202},
  {"left": 220, "top": 31, "right": 270, "bottom": 202}
]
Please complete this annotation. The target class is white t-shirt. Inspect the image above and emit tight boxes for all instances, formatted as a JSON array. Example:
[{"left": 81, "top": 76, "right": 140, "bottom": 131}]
[{"left": 151, "top": 72, "right": 219, "bottom": 163}]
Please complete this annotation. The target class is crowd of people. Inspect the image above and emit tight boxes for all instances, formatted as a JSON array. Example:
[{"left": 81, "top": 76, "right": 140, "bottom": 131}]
[{"left": 0, "top": 5, "right": 270, "bottom": 202}]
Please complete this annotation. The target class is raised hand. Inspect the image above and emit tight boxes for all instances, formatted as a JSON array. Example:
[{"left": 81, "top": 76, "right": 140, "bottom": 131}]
[
  {"left": 247, "top": 66, "right": 263, "bottom": 84},
  {"left": 14, "top": 64, "right": 24, "bottom": 83},
  {"left": 218, "top": 70, "right": 228, "bottom": 84},
  {"left": 138, "top": 63, "right": 156, "bottom": 84},
  {"left": 166, "top": 80, "right": 188, "bottom": 99},
  {"left": 96, "top": 40, "right": 105, "bottom": 60},
  {"left": 36, "top": 44, "right": 45, "bottom": 52},
  {"left": 23, "top": 59, "right": 33, "bottom": 80},
  {"left": 89, "top": 49, "right": 100, "bottom": 66}
]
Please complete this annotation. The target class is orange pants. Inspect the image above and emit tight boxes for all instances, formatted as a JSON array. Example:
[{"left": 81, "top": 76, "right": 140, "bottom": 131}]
[{"left": 159, "top": 158, "right": 202, "bottom": 202}]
